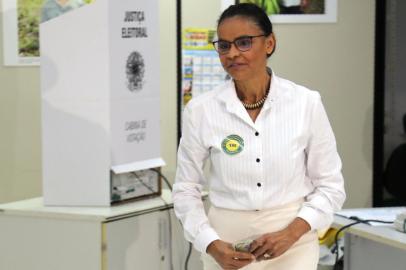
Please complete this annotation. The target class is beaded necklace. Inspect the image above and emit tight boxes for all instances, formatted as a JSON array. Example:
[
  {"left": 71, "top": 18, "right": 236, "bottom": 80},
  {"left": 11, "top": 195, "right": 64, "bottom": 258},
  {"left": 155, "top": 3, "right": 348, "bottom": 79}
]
[{"left": 239, "top": 77, "right": 271, "bottom": 110}]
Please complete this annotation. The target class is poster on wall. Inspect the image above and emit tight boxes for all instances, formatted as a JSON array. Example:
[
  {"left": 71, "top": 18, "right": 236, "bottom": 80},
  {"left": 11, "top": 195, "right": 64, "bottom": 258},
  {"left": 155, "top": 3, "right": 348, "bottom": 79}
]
[
  {"left": 221, "top": 0, "right": 337, "bottom": 23},
  {"left": 2, "top": 0, "right": 92, "bottom": 66},
  {"left": 180, "top": 28, "right": 228, "bottom": 130},
  {"left": 181, "top": 29, "right": 228, "bottom": 109},
  {"left": 182, "top": 50, "right": 228, "bottom": 106}
]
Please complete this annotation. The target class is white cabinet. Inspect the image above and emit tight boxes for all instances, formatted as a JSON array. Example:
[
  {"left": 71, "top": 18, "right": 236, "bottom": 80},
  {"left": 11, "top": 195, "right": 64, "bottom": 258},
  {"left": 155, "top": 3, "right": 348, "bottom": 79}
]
[
  {"left": 333, "top": 215, "right": 406, "bottom": 270},
  {"left": 0, "top": 214, "right": 102, "bottom": 270},
  {"left": 0, "top": 190, "right": 204, "bottom": 270},
  {"left": 105, "top": 211, "right": 170, "bottom": 270}
]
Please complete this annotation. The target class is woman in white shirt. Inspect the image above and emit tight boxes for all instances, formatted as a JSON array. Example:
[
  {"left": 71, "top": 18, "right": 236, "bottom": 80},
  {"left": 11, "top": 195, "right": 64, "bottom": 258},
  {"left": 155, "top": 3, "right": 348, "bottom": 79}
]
[{"left": 173, "top": 3, "right": 345, "bottom": 270}]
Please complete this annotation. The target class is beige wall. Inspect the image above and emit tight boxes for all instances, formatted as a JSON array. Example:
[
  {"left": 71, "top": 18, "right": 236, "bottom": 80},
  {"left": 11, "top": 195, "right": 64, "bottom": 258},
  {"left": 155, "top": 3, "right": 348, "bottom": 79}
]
[
  {"left": 0, "top": 3, "right": 42, "bottom": 203},
  {"left": 0, "top": 0, "right": 375, "bottom": 208}
]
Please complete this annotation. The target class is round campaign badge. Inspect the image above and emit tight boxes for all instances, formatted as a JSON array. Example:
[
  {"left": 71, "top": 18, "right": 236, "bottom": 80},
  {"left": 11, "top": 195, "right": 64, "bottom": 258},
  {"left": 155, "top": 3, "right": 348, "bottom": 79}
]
[{"left": 221, "top": 135, "right": 244, "bottom": 155}]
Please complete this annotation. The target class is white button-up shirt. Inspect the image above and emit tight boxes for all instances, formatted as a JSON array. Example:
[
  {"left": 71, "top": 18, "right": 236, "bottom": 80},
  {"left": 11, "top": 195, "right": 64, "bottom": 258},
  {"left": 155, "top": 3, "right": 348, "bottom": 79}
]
[{"left": 173, "top": 72, "right": 346, "bottom": 253}]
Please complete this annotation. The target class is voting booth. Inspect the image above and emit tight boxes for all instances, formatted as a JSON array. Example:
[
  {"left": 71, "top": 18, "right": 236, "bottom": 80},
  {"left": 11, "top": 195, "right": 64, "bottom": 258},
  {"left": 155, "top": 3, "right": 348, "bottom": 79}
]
[{"left": 40, "top": 0, "right": 164, "bottom": 206}]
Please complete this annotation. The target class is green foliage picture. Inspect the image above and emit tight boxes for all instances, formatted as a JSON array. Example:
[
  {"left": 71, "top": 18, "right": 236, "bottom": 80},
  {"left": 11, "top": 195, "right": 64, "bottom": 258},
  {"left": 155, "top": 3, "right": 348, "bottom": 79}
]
[
  {"left": 18, "top": 0, "right": 42, "bottom": 57},
  {"left": 230, "top": 0, "right": 336, "bottom": 24},
  {"left": 237, "top": 0, "right": 325, "bottom": 15}
]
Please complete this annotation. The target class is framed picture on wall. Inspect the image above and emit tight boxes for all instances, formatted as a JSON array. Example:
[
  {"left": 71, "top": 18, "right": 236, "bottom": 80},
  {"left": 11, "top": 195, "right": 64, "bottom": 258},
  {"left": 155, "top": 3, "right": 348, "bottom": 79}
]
[
  {"left": 2, "top": 0, "right": 92, "bottom": 66},
  {"left": 221, "top": 0, "right": 337, "bottom": 23}
]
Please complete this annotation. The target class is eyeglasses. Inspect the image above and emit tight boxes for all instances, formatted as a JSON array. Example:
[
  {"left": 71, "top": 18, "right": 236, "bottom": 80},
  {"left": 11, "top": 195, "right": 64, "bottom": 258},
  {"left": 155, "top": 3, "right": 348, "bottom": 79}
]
[{"left": 212, "top": 34, "right": 266, "bottom": 55}]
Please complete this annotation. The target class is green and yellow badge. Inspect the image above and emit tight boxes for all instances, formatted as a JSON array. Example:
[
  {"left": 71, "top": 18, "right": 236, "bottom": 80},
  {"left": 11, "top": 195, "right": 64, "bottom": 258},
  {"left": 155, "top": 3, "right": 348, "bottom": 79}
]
[{"left": 221, "top": 135, "right": 244, "bottom": 155}]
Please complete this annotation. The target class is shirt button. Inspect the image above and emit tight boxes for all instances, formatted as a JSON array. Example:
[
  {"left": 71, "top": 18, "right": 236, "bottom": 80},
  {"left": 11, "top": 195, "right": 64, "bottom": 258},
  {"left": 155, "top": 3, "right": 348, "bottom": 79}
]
[
  {"left": 256, "top": 158, "right": 260, "bottom": 163},
  {"left": 257, "top": 183, "right": 262, "bottom": 187},
  {"left": 255, "top": 131, "right": 259, "bottom": 136}
]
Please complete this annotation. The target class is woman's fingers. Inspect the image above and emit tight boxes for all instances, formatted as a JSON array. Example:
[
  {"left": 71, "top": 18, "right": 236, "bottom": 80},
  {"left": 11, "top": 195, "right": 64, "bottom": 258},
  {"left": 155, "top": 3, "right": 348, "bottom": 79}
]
[
  {"left": 251, "top": 230, "right": 298, "bottom": 260},
  {"left": 209, "top": 240, "right": 255, "bottom": 269},
  {"left": 250, "top": 235, "right": 272, "bottom": 258},
  {"left": 249, "top": 235, "right": 266, "bottom": 252},
  {"left": 228, "top": 250, "right": 255, "bottom": 268},
  {"left": 232, "top": 250, "right": 256, "bottom": 261},
  {"left": 220, "top": 255, "right": 254, "bottom": 269},
  {"left": 251, "top": 244, "right": 271, "bottom": 259}
]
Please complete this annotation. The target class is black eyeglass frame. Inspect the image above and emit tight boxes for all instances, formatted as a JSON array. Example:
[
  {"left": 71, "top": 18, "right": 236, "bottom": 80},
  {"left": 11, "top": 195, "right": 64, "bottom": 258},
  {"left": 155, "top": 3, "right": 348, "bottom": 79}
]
[{"left": 212, "top": 34, "right": 267, "bottom": 54}]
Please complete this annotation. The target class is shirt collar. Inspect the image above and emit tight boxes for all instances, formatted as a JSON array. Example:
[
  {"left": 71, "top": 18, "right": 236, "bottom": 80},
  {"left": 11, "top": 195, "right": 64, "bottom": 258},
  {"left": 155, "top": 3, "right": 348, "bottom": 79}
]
[{"left": 263, "top": 68, "right": 279, "bottom": 111}]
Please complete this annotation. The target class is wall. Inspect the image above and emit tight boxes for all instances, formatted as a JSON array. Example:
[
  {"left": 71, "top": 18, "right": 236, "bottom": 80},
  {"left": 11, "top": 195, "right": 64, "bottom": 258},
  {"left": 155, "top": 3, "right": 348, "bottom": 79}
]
[
  {"left": 0, "top": 5, "right": 42, "bottom": 203},
  {"left": 0, "top": 0, "right": 375, "bottom": 208}
]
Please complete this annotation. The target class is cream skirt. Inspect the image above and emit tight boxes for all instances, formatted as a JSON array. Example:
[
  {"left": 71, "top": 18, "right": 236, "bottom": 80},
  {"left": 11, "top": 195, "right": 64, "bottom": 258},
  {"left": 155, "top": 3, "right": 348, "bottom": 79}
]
[{"left": 201, "top": 199, "right": 319, "bottom": 270}]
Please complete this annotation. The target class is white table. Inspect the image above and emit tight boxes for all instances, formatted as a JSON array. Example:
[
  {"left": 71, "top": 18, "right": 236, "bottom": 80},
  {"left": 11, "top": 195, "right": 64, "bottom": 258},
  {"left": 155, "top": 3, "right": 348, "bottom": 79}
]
[
  {"left": 333, "top": 213, "right": 406, "bottom": 270},
  {"left": 0, "top": 189, "right": 204, "bottom": 270}
]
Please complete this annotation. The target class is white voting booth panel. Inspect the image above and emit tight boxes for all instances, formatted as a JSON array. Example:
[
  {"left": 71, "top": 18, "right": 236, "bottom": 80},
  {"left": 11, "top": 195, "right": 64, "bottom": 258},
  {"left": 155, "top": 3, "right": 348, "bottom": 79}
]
[{"left": 40, "top": 0, "right": 164, "bottom": 206}]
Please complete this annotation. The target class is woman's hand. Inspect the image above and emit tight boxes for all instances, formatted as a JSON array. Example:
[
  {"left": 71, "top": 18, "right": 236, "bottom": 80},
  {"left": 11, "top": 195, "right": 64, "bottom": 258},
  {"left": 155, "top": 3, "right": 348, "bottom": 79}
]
[
  {"left": 207, "top": 239, "right": 255, "bottom": 269},
  {"left": 249, "top": 217, "right": 311, "bottom": 261}
]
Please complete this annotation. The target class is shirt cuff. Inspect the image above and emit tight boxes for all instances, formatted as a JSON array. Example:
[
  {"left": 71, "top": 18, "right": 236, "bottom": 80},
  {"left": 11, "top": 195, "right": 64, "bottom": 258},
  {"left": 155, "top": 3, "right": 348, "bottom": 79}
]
[
  {"left": 297, "top": 205, "right": 331, "bottom": 231},
  {"left": 193, "top": 227, "right": 220, "bottom": 253}
]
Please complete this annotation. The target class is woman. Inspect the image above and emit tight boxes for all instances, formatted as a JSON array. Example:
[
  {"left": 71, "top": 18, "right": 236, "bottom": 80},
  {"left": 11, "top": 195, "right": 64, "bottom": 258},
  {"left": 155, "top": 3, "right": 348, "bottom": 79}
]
[{"left": 173, "top": 3, "right": 345, "bottom": 270}]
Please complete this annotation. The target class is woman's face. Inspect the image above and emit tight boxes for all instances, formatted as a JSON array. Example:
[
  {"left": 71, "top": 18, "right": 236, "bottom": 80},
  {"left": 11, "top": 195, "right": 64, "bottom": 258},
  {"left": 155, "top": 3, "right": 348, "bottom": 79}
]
[{"left": 217, "top": 16, "right": 275, "bottom": 82}]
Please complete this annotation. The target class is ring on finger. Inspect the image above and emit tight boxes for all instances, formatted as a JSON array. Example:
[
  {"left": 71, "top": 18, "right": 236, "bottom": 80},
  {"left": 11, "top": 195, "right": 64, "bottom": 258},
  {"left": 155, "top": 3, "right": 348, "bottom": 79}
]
[{"left": 263, "top": 252, "right": 272, "bottom": 259}]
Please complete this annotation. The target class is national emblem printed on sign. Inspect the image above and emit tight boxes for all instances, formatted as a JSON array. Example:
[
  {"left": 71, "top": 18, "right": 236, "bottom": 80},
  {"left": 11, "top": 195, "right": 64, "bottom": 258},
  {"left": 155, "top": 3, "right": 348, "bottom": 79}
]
[{"left": 221, "top": 135, "right": 244, "bottom": 155}]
